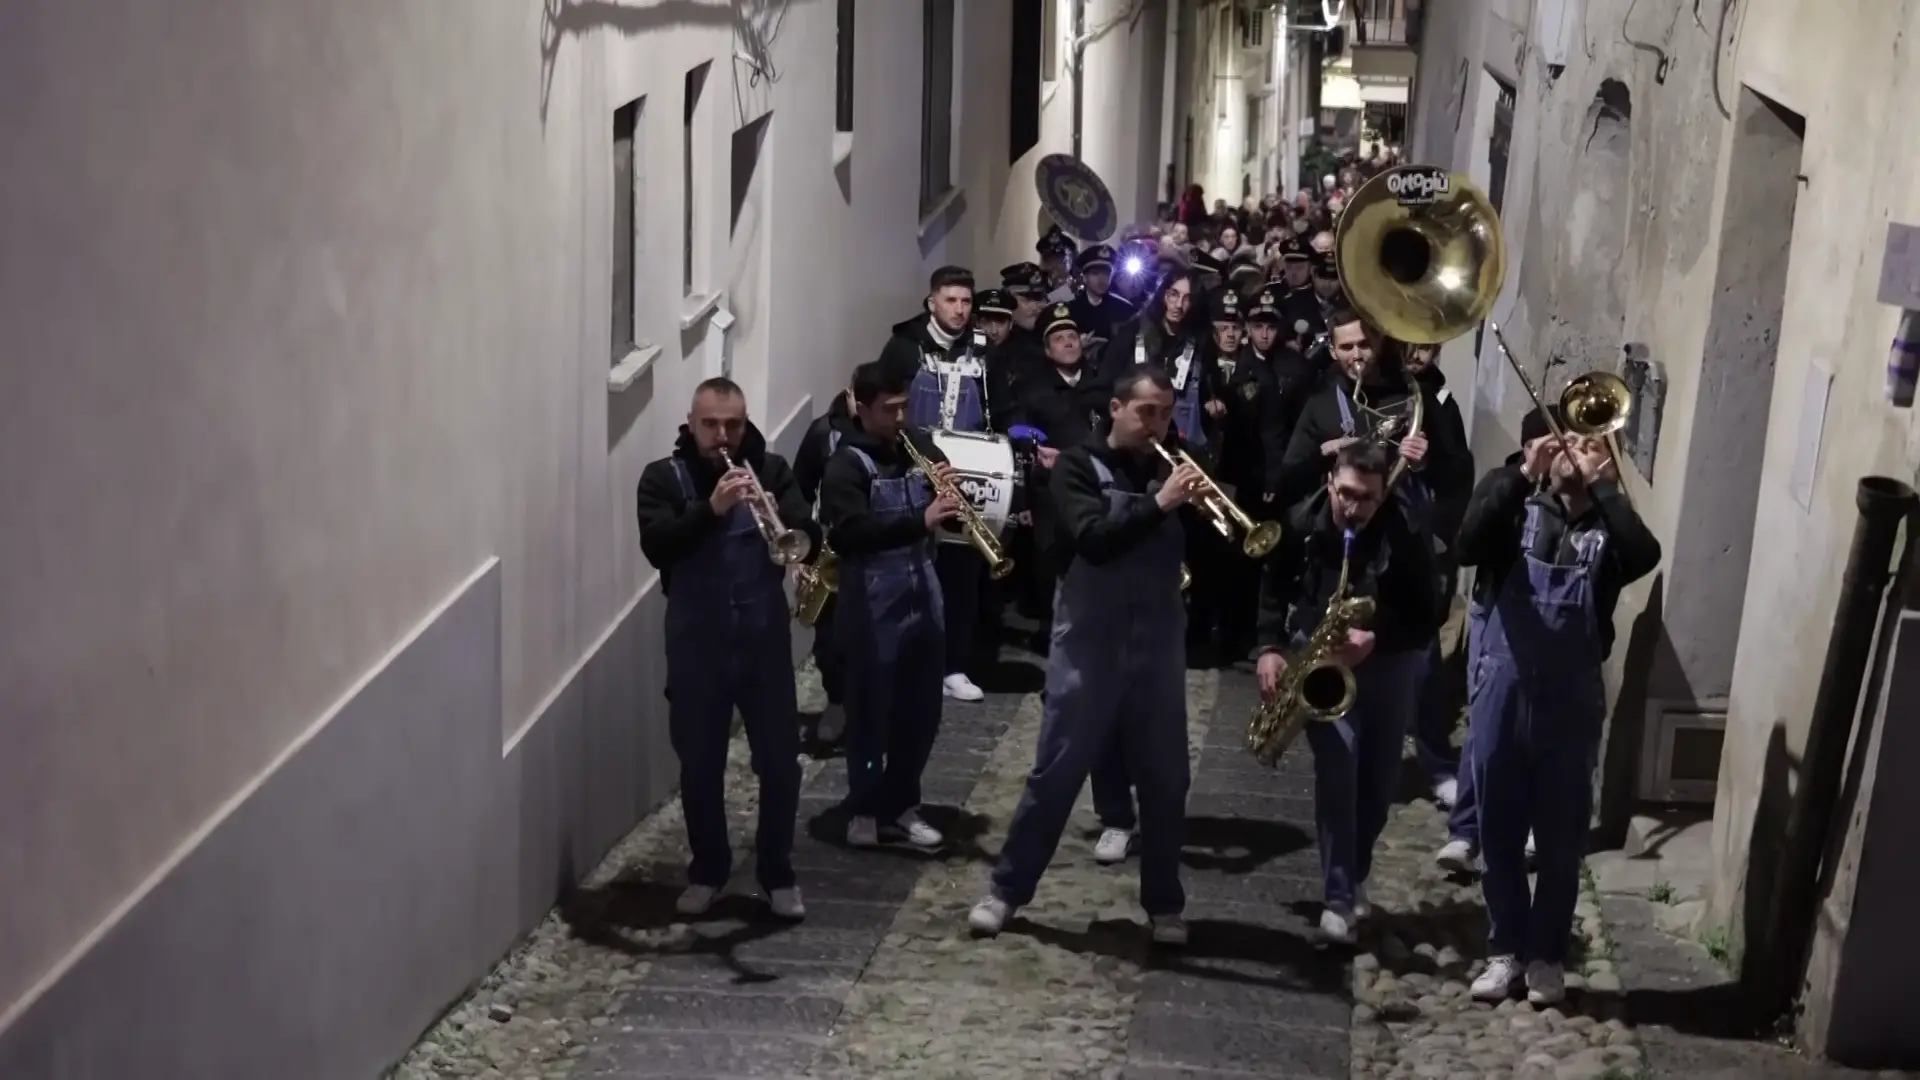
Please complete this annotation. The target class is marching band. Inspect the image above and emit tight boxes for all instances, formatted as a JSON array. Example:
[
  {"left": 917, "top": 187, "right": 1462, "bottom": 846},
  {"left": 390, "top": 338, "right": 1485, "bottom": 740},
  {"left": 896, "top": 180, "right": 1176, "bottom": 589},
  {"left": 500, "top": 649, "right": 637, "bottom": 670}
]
[{"left": 633, "top": 162, "right": 1661, "bottom": 1006}]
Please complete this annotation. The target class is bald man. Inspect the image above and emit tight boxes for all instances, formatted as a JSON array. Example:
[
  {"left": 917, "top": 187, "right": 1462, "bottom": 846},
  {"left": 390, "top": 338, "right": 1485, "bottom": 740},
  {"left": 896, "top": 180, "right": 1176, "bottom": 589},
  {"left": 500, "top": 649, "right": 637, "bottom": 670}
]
[{"left": 636, "top": 377, "right": 821, "bottom": 921}]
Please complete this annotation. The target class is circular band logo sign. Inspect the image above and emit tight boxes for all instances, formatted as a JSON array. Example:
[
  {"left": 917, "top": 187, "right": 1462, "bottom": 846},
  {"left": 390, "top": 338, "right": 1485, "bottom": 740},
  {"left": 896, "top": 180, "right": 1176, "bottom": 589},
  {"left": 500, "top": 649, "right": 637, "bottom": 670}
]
[{"left": 1035, "top": 154, "right": 1118, "bottom": 243}]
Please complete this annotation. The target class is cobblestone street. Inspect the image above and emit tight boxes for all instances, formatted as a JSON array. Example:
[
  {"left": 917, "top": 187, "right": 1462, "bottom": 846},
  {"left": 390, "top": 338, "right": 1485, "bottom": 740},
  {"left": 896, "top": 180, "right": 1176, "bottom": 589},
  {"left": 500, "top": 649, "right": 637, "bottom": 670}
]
[{"left": 391, "top": 654, "right": 1660, "bottom": 1080}]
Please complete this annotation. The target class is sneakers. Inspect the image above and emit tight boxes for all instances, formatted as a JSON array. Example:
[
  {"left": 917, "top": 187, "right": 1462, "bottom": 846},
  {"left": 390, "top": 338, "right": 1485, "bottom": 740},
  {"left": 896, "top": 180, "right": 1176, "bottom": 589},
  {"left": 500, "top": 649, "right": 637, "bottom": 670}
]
[
  {"left": 1352, "top": 882, "right": 1373, "bottom": 922},
  {"left": 768, "top": 887, "right": 807, "bottom": 920},
  {"left": 1433, "top": 777, "right": 1459, "bottom": 809},
  {"left": 1472, "top": 954, "right": 1522, "bottom": 1001},
  {"left": 1093, "top": 828, "right": 1134, "bottom": 864},
  {"left": 675, "top": 884, "right": 719, "bottom": 916},
  {"left": 846, "top": 815, "right": 879, "bottom": 848},
  {"left": 969, "top": 896, "right": 1013, "bottom": 936},
  {"left": 816, "top": 703, "right": 846, "bottom": 744},
  {"left": 942, "top": 674, "right": 985, "bottom": 702},
  {"left": 1525, "top": 960, "right": 1566, "bottom": 1005},
  {"left": 1150, "top": 915, "right": 1189, "bottom": 946},
  {"left": 892, "top": 809, "right": 944, "bottom": 848},
  {"left": 1318, "top": 907, "right": 1357, "bottom": 945},
  {"left": 1435, "top": 837, "right": 1479, "bottom": 874}
]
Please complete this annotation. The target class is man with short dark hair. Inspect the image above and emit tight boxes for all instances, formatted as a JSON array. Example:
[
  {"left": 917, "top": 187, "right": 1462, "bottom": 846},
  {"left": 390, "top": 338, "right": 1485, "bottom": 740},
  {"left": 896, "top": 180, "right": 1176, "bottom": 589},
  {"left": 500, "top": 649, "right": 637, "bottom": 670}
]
[
  {"left": 1067, "top": 243, "right": 1136, "bottom": 347},
  {"left": 1256, "top": 439, "right": 1438, "bottom": 944},
  {"left": 876, "top": 266, "right": 996, "bottom": 704},
  {"left": 971, "top": 366, "right": 1200, "bottom": 946},
  {"left": 635, "top": 377, "right": 817, "bottom": 919},
  {"left": 818, "top": 361, "right": 965, "bottom": 849}
]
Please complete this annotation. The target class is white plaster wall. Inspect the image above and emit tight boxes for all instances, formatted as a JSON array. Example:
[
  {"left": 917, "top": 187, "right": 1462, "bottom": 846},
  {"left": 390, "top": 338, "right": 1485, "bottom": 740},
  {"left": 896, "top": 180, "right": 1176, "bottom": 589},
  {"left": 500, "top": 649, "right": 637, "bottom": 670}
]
[
  {"left": 0, "top": 0, "right": 1100, "bottom": 1023},
  {"left": 1408, "top": 0, "right": 1920, "bottom": 989}
]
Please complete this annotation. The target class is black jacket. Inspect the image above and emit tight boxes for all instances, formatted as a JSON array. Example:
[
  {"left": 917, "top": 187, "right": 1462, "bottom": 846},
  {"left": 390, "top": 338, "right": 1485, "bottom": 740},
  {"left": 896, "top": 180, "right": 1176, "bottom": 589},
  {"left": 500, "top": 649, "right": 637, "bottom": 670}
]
[
  {"left": 1257, "top": 489, "right": 1439, "bottom": 655},
  {"left": 877, "top": 315, "right": 1013, "bottom": 430},
  {"left": 1006, "top": 358, "right": 1112, "bottom": 450},
  {"left": 1050, "top": 422, "right": 1199, "bottom": 574},
  {"left": 1454, "top": 463, "right": 1662, "bottom": 660},
  {"left": 1259, "top": 343, "right": 1322, "bottom": 449},
  {"left": 1204, "top": 343, "right": 1289, "bottom": 501},
  {"left": 1274, "top": 369, "right": 1474, "bottom": 513},
  {"left": 793, "top": 390, "right": 859, "bottom": 507},
  {"left": 1412, "top": 364, "right": 1474, "bottom": 550},
  {"left": 816, "top": 421, "right": 952, "bottom": 557},
  {"left": 1096, "top": 315, "right": 1214, "bottom": 430},
  {"left": 1067, "top": 289, "right": 1136, "bottom": 349},
  {"left": 635, "top": 423, "right": 818, "bottom": 595}
]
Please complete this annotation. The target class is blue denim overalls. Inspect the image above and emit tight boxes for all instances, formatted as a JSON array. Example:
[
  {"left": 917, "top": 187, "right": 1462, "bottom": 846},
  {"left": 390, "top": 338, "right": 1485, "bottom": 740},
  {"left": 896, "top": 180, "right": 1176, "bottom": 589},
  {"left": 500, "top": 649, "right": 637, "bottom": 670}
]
[
  {"left": 810, "top": 429, "right": 845, "bottom": 705},
  {"left": 906, "top": 331, "right": 990, "bottom": 433},
  {"left": 664, "top": 459, "right": 802, "bottom": 890},
  {"left": 834, "top": 448, "right": 947, "bottom": 820},
  {"left": 991, "top": 454, "right": 1192, "bottom": 916},
  {"left": 1468, "top": 500, "right": 1608, "bottom": 964}
]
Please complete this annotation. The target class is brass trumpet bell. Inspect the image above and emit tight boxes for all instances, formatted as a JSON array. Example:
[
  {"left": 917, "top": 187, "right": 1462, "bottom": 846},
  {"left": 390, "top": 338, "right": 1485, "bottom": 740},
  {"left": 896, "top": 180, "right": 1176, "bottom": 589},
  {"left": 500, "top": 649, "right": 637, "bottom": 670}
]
[
  {"left": 1559, "top": 371, "right": 1633, "bottom": 439},
  {"left": 1335, "top": 166, "right": 1508, "bottom": 345}
]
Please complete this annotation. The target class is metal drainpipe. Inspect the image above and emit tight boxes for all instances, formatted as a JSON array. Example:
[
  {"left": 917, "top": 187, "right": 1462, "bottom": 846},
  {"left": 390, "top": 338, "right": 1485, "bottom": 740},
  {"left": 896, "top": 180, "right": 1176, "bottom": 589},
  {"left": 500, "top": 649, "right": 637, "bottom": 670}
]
[{"left": 1071, "top": 0, "right": 1086, "bottom": 160}]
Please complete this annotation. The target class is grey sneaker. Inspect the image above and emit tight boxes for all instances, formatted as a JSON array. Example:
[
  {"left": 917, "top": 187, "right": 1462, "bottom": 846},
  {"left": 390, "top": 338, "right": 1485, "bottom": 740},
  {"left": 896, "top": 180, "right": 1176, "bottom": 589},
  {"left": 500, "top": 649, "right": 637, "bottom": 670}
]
[
  {"left": 768, "top": 887, "right": 806, "bottom": 920},
  {"left": 893, "top": 809, "right": 944, "bottom": 848},
  {"left": 846, "top": 815, "right": 879, "bottom": 847},
  {"left": 1150, "top": 915, "right": 1189, "bottom": 946},
  {"left": 1093, "top": 828, "right": 1134, "bottom": 864},
  {"left": 969, "top": 896, "right": 1013, "bottom": 936},
  {"left": 675, "top": 884, "right": 718, "bottom": 916}
]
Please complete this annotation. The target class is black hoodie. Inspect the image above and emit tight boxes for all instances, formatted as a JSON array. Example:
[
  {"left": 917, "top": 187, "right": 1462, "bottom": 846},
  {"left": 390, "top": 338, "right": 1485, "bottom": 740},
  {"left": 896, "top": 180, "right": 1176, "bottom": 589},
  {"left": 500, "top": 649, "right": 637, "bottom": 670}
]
[
  {"left": 1274, "top": 361, "right": 1473, "bottom": 513},
  {"left": 1049, "top": 421, "right": 1207, "bottom": 574},
  {"left": 793, "top": 390, "right": 859, "bottom": 506},
  {"left": 1256, "top": 488, "right": 1439, "bottom": 656},
  {"left": 816, "top": 420, "right": 953, "bottom": 557},
  {"left": 634, "top": 422, "right": 818, "bottom": 595}
]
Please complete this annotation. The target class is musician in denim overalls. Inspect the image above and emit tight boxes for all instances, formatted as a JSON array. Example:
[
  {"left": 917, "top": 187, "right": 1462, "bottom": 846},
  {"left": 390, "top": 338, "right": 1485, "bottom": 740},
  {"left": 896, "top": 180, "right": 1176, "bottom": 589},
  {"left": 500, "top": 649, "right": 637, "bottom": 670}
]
[
  {"left": 877, "top": 265, "right": 996, "bottom": 705},
  {"left": 1453, "top": 409, "right": 1661, "bottom": 1005},
  {"left": 635, "top": 378, "right": 820, "bottom": 921},
  {"left": 817, "top": 361, "right": 965, "bottom": 850},
  {"left": 970, "top": 367, "right": 1198, "bottom": 946}
]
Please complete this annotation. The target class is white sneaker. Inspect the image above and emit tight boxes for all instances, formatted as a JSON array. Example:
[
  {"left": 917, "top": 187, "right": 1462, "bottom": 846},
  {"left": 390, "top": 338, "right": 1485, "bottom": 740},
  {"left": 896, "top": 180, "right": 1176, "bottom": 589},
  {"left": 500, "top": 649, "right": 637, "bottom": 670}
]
[
  {"left": 768, "top": 887, "right": 806, "bottom": 920},
  {"left": 894, "top": 809, "right": 944, "bottom": 848},
  {"left": 1433, "top": 777, "right": 1459, "bottom": 809},
  {"left": 1352, "top": 882, "right": 1373, "bottom": 921},
  {"left": 1472, "top": 954, "right": 1522, "bottom": 1001},
  {"left": 816, "top": 704, "right": 846, "bottom": 743},
  {"left": 1525, "top": 960, "right": 1566, "bottom": 1005},
  {"left": 1093, "top": 828, "right": 1134, "bottom": 864},
  {"left": 1318, "top": 907, "right": 1357, "bottom": 944},
  {"left": 969, "top": 896, "right": 1013, "bottom": 936},
  {"left": 1151, "top": 915, "right": 1189, "bottom": 946},
  {"left": 846, "top": 815, "right": 879, "bottom": 847},
  {"left": 1436, "top": 838, "right": 1479, "bottom": 874},
  {"left": 942, "top": 674, "right": 985, "bottom": 702},
  {"left": 676, "top": 885, "right": 719, "bottom": 916}
]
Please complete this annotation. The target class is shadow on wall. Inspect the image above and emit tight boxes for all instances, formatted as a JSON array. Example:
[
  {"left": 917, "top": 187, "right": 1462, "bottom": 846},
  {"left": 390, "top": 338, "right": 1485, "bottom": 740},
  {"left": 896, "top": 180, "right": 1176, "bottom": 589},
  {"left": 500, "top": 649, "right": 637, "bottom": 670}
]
[
  {"left": 1598, "top": 571, "right": 1677, "bottom": 848},
  {"left": 540, "top": 0, "right": 737, "bottom": 123}
]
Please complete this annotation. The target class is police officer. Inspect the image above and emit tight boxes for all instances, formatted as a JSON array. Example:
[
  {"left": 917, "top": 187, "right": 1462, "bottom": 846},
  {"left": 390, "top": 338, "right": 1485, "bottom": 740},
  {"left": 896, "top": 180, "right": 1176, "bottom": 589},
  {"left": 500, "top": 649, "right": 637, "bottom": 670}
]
[
  {"left": 877, "top": 265, "right": 994, "bottom": 704},
  {"left": 1199, "top": 289, "right": 1289, "bottom": 665},
  {"left": 1038, "top": 227, "right": 1078, "bottom": 302},
  {"left": 1067, "top": 243, "right": 1137, "bottom": 348},
  {"left": 817, "top": 361, "right": 964, "bottom": 850},
  {"left": 1247, "top": 287, "right": 1321, "bottom": 454},
  {"left": 1001, "top": 261, "right": 1054, "bottom": 354},
  {"left": 969, "top": 366, "right": 1199, "bottom": 946},
  {"left": 1455, "top": 415, "right": 1661, "bottom": 1004},
  {"left": 635, "top": 377, "right": 815, "bottom": 920},
  {"left": 1275, "top": 235, "right": 1326, "bottom": 353},
  {"left": 793, "top": 382, "right": 862, "bottom": 744},
  {"left": 1099, "top": 269, "right": 1212, "bottom": 454}
]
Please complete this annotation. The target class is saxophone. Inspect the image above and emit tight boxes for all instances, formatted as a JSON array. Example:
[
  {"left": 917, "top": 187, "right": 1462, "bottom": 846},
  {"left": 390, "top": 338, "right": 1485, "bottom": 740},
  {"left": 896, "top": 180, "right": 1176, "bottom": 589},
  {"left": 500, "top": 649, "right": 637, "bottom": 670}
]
[
  {"left": 900, "top": 430, "right": 1015, "bottom": 579},
  {"left": 1245, "top": 528, "right": 1376, "bottom": 767},
  {"left": 792, "top": 544, "right": 838, "bottom": 627}
]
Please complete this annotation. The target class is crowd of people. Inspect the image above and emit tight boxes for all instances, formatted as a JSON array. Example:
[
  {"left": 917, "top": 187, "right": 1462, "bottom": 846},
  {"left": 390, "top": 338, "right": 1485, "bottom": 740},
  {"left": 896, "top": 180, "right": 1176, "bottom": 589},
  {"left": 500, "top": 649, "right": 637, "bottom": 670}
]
[{"left": 632, "top": 158, "right": 1661, "bottom": 1010}]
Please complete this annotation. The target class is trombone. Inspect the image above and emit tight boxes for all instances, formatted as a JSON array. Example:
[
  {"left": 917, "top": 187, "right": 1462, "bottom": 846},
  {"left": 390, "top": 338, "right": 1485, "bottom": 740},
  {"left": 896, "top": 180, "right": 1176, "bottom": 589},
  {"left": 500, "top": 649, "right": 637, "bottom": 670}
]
[
  {"left": 719, "top": 448, "right": 812, "bottom": 566},
  {"left": 1153, "top": 443, "right": 1283, "bottom": 558},
  {"left": 900, "top": 432, "right": 1015, "bottom": 579},
  {"left": 1486, "top": 323, "right": 1635, "bottom": 502}
]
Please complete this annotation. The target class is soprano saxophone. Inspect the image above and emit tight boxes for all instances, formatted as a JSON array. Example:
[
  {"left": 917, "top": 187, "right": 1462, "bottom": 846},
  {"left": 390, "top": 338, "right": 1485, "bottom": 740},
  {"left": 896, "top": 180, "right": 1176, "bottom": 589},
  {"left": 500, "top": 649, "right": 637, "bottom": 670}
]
[
  {"left": 1246, "top": 528, "right": 1376, "bottom": 767},
  {"left": 900, "top": 430, "right": 1015, "bottom": 579}
]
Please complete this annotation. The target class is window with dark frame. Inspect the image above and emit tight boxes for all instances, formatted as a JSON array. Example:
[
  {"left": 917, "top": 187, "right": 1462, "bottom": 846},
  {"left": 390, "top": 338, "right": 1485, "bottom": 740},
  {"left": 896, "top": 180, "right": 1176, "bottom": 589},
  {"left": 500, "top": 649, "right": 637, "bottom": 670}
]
[
  {"left": 834, "top": 0, "right": 855, "bottom": 134},
  {"left": 683, "top": 63, "right": 709, "bottom": 296},
  {"left": 612, "top": 96, "right": 644, "bottom": 362},
  {"left": 1010, "top": 0, "right": 1041, "bottom": 163},
  {"left": 919, "top": 0, "right": 956, "bottom": 216}
]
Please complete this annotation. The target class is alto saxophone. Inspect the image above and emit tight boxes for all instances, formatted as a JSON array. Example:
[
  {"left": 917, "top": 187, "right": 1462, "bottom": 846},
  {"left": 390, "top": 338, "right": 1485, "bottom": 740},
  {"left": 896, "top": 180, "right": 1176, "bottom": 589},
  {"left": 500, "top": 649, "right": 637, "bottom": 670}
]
[
  {"left": 792, "top": 543, "right": 838, "bottom": 627},
  {"left": 900, "top": 430, "right": 1015, "bottom": 579},
  {"left": 1246, "top": 528, "right": 1376, "bottom": 767}
]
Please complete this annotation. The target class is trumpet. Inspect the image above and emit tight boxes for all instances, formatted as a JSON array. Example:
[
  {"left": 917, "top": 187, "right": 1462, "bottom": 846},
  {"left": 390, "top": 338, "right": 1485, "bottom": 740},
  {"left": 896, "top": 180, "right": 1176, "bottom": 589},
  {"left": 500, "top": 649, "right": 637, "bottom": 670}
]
[
  {"left": 792, "top": 543, "right": 838, "bottom": 627},
  {"left": 900, "top": 432, "right": 1015, "bottom": 579},
  {"left": 1152, "top": 443, "right": 1283, "bottom": 558},
  {"left": 719, "top": 448, "right": 811, "bottom": 566}
]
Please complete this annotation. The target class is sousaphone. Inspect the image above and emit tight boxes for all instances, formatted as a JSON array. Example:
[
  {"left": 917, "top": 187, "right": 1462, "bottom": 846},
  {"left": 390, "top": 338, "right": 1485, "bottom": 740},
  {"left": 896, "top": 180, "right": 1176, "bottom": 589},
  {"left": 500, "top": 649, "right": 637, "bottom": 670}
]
[{"left": 1035, "top": 155, "right": 1118, "bottom": 243}]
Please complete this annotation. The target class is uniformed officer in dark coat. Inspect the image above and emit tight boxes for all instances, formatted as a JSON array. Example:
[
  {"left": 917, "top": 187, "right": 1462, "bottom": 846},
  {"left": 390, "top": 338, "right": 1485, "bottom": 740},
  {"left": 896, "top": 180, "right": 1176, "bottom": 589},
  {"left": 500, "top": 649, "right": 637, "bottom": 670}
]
[
  {"left": 1067, "top": 243, "right": 1137, "bottom": 350},
  {"left": 1038, "top": 227, "right": 1078, "bottom": 302},
  {"left": 1275, "top": 235, "right": 1326, "bottom": 353},
  {"left": 974, "top": 287, "right": 1037, "bottom": 426},
  {"left": 1001, "top": 261, "right": 1054, "bottom": 355}
]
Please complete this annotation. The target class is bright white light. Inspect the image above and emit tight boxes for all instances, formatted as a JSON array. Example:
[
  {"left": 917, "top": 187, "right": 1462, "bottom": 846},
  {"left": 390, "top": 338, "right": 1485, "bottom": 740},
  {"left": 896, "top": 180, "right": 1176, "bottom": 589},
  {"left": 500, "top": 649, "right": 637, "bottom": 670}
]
[{"left": 1124, "top": 256, "right": 1145, "bottom": 275}]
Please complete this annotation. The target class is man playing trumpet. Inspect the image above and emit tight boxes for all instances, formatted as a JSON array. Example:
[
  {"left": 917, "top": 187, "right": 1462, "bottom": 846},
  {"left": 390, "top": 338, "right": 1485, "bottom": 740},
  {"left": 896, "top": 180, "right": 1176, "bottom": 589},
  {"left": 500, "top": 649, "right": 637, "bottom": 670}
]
[
  {"left": 1256, "top": 441, "right": 1438, "bottom": 944},
  {"left": 635, "top": 377, "right": 821, "bottom": 920}
]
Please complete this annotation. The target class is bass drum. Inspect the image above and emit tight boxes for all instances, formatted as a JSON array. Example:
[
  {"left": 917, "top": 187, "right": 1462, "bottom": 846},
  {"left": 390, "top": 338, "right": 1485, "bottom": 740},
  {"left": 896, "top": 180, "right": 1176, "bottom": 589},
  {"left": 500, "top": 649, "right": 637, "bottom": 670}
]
[{"left": 929, "top": 430, "right": 1017, "bottom": 547}]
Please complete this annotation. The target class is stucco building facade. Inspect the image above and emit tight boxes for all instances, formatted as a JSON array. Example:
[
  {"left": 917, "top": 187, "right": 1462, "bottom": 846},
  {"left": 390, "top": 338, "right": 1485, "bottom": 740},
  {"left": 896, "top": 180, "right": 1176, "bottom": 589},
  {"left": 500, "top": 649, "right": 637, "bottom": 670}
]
[
  {"left": 1409, "top": 0, "right": 1920, "bottom": 1062},
  {"left": 0, "top": 1, "right": 1176, "bottom": 1074}
]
